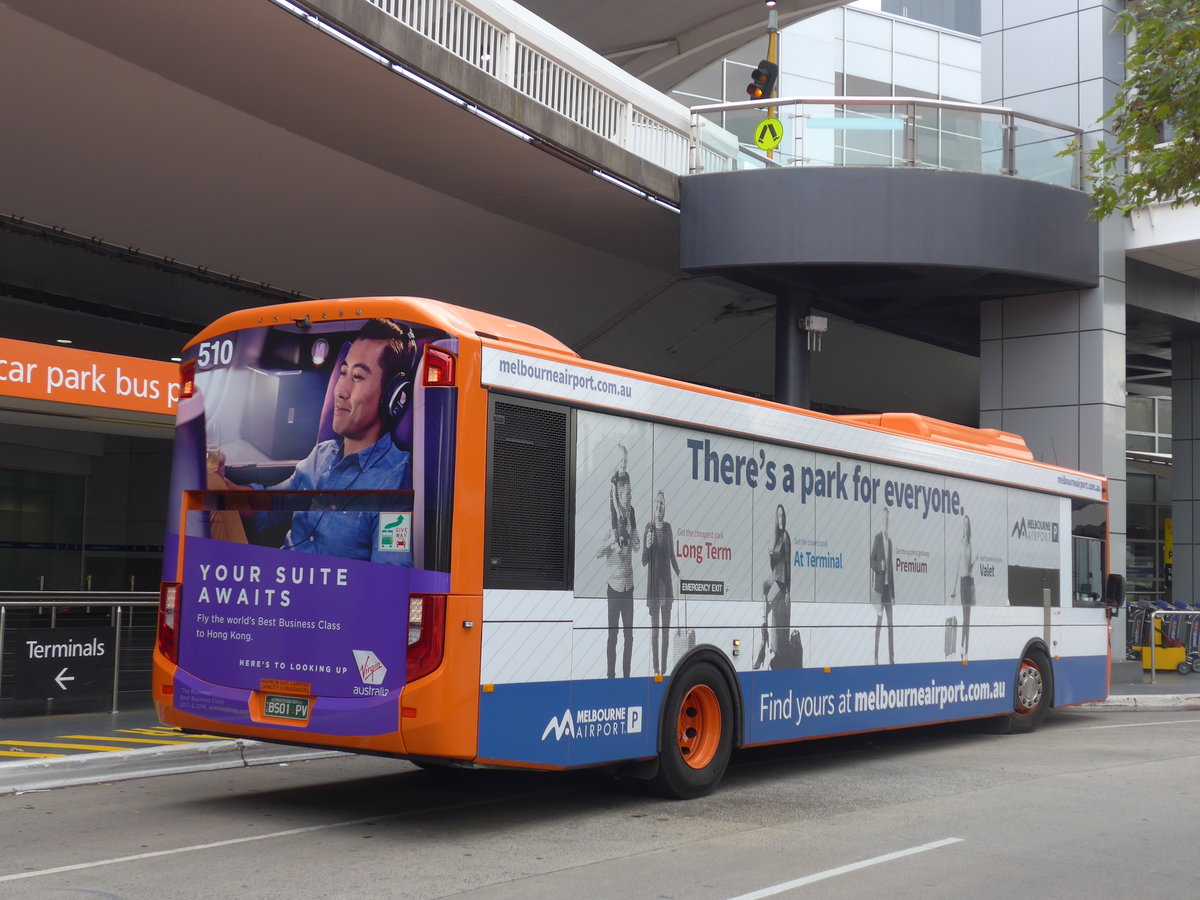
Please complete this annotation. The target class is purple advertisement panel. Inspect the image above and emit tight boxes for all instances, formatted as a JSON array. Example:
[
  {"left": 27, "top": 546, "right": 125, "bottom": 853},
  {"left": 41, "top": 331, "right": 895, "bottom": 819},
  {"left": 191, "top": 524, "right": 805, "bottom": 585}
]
[
  {"left": 164, "top": 315, "right": 459, "bottom": 736},
  {"left": 177, "top": 536, "right": 450, "bottom": 699}
]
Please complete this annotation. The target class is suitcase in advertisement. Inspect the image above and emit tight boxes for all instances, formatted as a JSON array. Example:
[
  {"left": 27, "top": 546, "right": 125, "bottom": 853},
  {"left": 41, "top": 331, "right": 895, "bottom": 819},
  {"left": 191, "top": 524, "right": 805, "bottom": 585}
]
[{"left": 944, "top": 615, "right": 958, "bottom": 656}]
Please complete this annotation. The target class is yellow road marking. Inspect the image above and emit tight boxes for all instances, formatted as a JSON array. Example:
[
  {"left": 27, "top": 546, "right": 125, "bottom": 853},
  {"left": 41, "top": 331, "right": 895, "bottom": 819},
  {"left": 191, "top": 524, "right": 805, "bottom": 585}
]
[
  {"left": 59, "top": 735, "right": 200, "bottom": 745},
  {"left": 0, "top": 741, "right": 125, "bottom": 753},
  {"left": 0, "top": 749, "right": 63, "bottom": 758},
  {"left": 117, "top": 728, "right": 224, "bottom": 740}
]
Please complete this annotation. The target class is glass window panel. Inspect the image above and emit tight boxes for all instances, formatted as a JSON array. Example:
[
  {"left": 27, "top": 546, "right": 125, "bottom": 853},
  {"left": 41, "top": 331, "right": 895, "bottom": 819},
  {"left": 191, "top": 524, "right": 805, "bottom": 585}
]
[
  {"left": 894, "top": 55, "right": 938, "bottom": 94},
  {"left": 1127, "top": 473, "right": 1155, "bottom": 503},
  {"left": 845, "top": 74, "right": 892, "bottom": 97},
  {"left": 672, "top": 59, "right": 723, "bottom": 105},
  {"left": 941, "top": 34, "right": 980, "bottom": 70},
  {"left": 846, "top": 11, "right": 892, "bottom": 49},
  {"left": 941, "top": 107, "right": 983, "bottom": 139},
  {"left": 791, "top": 75, "right": 837, "bottom": 96},
  {"left": 1158, "top": 437, "right": 1172, "bottom": 455},
  {"left": 725, "top": 60, "right": 758, "bottom": 103},
  {"left": 1013, "top": 134, "right": 1077, "bottom": 187},
  {"left": 939, "top": 66, "right": 981, "bottom": 103},
  {"left": 729, "top": 37, "right": 771, "bottom": 69},
  {"left": 893, "top": 22, "right": 938, "bottom": 58},
  {"left": 1127, "top": 434, "right": 1155, "bottom": 452},
  {"left": 1127, "top": 395, "right": 1154, "bottom": 432},
  {"left": 1159, "top": 397, "right": 1172, "bottom": 435},
  {"left": 1156, "top": 474, "right": 1171, "bottom": 503},
  {"left": 845, "top": 42, "right": 893, "bottom": 84},
  {"left": 916, "top": 125, "right": 940, "bottom": 168},
  {"left": 1125, "top": 542, "right": 1158, "bottom": 590},
  {"left": 940, "top": 130, "right": 983, "bottom": 172},
  {"left": 1128, "top": 504, "right": 1157, "bottom": 540}
]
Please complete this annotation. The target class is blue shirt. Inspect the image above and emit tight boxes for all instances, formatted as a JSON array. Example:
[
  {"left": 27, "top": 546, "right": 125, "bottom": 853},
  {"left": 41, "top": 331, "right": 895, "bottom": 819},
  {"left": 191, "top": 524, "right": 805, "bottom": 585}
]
[{"left": 255, "top": 434, "right": 413, "bottom": 566}]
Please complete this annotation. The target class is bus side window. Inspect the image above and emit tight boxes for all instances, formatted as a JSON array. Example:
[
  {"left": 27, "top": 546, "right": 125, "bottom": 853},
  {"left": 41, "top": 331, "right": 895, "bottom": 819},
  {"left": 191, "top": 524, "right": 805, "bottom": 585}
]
[{"left": 484, "top": 397, "right": 573, "bottom": 590}]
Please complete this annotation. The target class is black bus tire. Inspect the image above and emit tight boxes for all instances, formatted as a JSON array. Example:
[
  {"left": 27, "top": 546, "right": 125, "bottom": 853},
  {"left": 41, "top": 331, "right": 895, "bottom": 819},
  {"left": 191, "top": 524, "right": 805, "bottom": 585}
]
[{"left": 650, "top": 661, "right": 734, "bottom": 799}]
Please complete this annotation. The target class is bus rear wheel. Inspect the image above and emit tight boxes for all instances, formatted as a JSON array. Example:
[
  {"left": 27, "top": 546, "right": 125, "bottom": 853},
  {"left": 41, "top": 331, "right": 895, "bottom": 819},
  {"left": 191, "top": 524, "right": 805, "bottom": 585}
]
[
  {"left": 651, "top": 661, "right": 733, "bottom": 799},
  {"left": 1008, "top": 647, "right": 1052, "bottom": 733}
]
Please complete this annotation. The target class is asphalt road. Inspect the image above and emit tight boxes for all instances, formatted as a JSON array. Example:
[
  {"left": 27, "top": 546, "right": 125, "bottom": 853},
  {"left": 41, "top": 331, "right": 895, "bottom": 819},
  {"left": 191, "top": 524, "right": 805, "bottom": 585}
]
[{"left": 3, "top": 706, "right": 1198, "bottom": 899}]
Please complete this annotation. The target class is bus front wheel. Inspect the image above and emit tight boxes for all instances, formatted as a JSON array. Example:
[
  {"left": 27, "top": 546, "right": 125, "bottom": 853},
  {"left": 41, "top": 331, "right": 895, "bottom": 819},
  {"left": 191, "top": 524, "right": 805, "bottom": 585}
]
[{"left": 651, "top": 661, "right": 733, "bottom": 799}]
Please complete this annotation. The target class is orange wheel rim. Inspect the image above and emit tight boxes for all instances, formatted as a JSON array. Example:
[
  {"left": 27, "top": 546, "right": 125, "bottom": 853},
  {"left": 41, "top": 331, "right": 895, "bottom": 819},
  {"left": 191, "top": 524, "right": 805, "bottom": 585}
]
[{"left": 676, "top": 684, "right": 721, "bottom": 770}]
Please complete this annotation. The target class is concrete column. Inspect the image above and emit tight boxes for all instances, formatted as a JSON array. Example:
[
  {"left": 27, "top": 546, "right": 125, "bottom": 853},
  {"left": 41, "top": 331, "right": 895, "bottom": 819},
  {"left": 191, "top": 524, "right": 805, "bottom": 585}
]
[
  {"left": 774, "top": 289, "right": 811, "bottom": 409},
  {"left": 981, "top": 2, "right": 1127, "bottom": 644}
]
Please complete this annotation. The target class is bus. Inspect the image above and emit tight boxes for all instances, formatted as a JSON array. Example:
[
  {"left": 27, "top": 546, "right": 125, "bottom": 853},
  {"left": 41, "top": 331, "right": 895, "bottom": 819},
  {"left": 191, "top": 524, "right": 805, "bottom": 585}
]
[{"left": 154, "top": 296, "right": 1123, "bottom": 798}]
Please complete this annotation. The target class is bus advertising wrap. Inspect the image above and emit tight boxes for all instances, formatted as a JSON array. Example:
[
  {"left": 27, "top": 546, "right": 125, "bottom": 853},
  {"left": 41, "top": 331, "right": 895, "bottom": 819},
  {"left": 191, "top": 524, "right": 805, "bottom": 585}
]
[
  {"left": 165, "top": 318, "right": 456, "bottom": 735},
  {"left": 571, "top": 411, "right": 1068, "bottom": 680}
]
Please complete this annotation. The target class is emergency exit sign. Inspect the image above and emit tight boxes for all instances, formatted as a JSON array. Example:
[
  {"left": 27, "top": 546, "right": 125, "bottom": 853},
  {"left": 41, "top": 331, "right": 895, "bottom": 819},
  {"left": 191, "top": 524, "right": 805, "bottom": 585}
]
[{"left": 10, "top": 627, "right": 117, "bottom": 702}]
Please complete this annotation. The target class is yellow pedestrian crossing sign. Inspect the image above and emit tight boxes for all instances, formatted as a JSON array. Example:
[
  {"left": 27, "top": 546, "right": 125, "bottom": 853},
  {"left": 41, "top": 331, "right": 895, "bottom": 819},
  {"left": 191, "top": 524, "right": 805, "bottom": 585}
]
[{"left": 755, "top": 117, "right": 783, "bottom": 151}]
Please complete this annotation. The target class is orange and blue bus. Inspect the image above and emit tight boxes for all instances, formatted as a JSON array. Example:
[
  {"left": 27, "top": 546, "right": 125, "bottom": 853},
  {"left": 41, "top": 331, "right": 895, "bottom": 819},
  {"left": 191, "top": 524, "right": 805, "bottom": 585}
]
[{"left": 155, "top": 297, "right": 1123, "bottom": 798}]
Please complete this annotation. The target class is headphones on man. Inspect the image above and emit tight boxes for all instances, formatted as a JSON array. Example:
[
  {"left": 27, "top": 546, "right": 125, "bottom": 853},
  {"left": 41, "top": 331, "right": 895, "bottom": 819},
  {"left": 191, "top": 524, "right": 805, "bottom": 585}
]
[
  {"left": 379, "top": 373, "right": 412, "bottom": 427},
  {"left": 378, "top": 329, "right": 419, "bottom": 427}
]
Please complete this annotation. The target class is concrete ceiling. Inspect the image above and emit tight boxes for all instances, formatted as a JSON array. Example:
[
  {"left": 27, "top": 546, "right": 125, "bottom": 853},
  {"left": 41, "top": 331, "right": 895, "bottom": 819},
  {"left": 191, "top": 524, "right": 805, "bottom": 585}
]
[{"left": 0, "top": 0, "right": 982, "bottom": 427}]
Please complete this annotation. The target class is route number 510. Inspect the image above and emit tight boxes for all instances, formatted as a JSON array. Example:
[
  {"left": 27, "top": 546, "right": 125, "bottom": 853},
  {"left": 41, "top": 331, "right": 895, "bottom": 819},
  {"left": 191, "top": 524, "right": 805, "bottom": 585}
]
[{"left": 196, "top": 339, "right": 234, "bottom": 370}]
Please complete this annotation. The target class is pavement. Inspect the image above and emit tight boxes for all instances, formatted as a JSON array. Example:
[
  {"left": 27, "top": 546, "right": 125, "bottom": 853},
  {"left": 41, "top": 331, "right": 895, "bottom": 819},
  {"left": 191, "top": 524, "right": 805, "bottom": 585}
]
[
  {"left": 0, "top": 703, "right": 343, "bottom": 795},
  {"left": 1, "top": 659, "right": 1198, "bottom": 795}
]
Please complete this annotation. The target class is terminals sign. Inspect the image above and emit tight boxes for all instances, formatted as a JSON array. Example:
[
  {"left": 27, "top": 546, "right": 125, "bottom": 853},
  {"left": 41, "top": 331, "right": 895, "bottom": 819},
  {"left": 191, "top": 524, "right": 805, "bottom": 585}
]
[
  {"left": 10, "top": 627, "right": 116, "bottom": 704},
  {"left": 755, "top": 118, "right": 783, "bottom": 152}
]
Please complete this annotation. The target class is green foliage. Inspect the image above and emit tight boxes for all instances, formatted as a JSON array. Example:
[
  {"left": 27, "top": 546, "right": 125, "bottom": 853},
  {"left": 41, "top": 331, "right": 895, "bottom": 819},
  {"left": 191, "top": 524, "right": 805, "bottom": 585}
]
[{"left": 1085, "top": 0, "right": 1200, "bottom": 218}]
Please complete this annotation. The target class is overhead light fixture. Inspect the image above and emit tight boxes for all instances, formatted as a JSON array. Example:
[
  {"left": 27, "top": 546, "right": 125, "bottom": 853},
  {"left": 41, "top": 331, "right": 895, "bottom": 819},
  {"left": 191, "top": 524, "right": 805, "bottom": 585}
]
[
  {"left": 765, "top": 0, "right": 777, "bottom": 6},
  {"left": 56, "top": 338, "right": 72, "bottom": 345}
]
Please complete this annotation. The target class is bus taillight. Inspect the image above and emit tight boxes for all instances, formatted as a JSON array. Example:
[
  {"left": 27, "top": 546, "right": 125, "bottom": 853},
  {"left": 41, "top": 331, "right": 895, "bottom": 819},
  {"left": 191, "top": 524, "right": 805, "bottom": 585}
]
[
  {"left": 422, "top": 347, "right": 456, "bottom": 387},
  {"left": 407, "top": 594, "right": 446, "bottom": 682},
  {"left": 180, "top": 360, "right": 197, "bottom": 400},
  {"left": 158, "top": 581, "right": 181, "bottom": 663}
]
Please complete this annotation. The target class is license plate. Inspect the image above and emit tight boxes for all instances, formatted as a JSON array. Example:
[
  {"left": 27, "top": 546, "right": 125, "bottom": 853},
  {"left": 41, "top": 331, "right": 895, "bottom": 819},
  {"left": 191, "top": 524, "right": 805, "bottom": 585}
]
[{"left": 264, "top": 694, "right": 310, "bottom": 721}]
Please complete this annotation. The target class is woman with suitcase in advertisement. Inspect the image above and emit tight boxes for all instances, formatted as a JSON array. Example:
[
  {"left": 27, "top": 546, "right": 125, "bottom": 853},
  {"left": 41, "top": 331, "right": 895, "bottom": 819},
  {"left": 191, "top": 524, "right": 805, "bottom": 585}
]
[{"left": 951, "top": 515, "right": 975, "bottom": 659}]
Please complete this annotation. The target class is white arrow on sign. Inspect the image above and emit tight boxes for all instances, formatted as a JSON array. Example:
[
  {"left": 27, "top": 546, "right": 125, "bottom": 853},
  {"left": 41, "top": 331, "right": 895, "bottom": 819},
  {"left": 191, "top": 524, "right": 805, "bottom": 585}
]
[{"left": 55, "top": 668, "right": 75, "bottom": 691}]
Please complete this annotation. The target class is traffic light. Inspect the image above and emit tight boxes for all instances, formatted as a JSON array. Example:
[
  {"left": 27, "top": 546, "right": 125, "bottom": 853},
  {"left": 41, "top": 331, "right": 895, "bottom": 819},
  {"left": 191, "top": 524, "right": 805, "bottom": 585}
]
[{"left": 746, "top": 59, "right": 778, "bottom": 101}]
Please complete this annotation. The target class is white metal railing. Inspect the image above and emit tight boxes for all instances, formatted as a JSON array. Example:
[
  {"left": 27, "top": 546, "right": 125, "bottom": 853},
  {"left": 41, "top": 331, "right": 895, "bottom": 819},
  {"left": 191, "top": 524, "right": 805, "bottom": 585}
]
[
  {"left": 689, "top": 96, "right": 1086, "bottom": 190},
  {"left": 354, "top": 0, "right": 737, "bottom": 177}
]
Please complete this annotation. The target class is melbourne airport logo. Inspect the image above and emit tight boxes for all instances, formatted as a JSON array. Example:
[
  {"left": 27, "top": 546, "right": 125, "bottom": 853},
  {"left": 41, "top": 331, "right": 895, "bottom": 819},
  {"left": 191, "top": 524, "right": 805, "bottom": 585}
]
[
  {"left": 541, "top": 705, "right": 643, "bottom": 741},
  {"left": 1011, "top": 518, "right": 1059, "bottom": 543}
]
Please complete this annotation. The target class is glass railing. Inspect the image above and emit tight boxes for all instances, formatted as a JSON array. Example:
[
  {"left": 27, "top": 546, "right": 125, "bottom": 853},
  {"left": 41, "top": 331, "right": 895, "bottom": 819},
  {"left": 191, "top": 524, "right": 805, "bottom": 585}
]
[{"left": 688, "top": 96, "right": 1084, "bottom": 190}]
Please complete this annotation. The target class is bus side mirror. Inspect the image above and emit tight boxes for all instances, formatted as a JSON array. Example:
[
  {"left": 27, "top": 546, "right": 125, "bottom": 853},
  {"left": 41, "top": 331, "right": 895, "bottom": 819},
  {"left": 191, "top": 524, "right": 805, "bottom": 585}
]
[{"left": 1105, "top": 573, "right": 1125, "bottom": 619}]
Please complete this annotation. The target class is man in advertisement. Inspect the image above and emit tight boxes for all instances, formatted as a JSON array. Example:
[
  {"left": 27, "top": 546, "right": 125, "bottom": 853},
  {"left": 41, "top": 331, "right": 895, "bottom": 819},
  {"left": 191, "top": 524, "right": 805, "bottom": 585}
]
[
  {"left": 871, "top": 507, "right": 896, "bottom": 664},
  {"left": 217, "top": 318, "right": 419, "bottom": 565}
]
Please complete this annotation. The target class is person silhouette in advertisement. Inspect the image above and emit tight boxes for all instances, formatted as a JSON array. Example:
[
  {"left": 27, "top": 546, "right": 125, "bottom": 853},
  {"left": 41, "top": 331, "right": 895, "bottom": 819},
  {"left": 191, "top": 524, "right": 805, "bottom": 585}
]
[
  {"left": 643, "top": 489, "right": 680, "bottom": 675},
  {"left": 754, "top": 504, "right": 793, "bottom": 670},
  {"left": 950, "top": 515, "right": 975, "bottom": 658},
  {"left": 596, "top": 444, "right": 639, "bottom": 678},
  {"left": 871, "top": 506, "right": 896, "bottom": 664}
]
